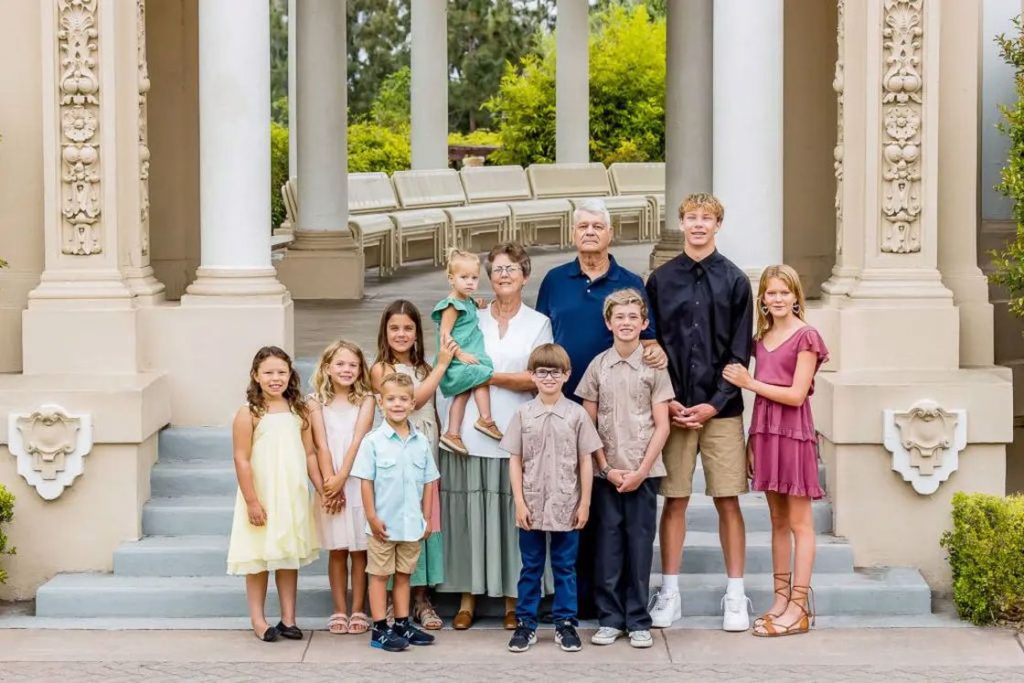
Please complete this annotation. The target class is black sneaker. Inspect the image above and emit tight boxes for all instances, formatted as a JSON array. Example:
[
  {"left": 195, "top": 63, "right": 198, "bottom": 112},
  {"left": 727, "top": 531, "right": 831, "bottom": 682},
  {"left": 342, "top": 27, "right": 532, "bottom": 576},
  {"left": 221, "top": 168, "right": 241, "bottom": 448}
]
[
  {"left": 554, "top": 620, "right": 582, "bottom": 652},
  {"left": 393, "top": 619, "right": 435, "bottom": 646},
  {"left": 369, "top": 624, "right": 409, "bottom": 652},
  {"left": 507, "top": 624, "right": 537, "bottom": 653}
]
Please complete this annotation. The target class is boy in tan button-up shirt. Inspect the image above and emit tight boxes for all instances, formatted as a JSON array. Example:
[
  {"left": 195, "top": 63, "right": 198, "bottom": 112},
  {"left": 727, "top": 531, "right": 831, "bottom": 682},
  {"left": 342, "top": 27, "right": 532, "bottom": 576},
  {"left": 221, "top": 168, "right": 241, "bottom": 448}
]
[
  {"left": 500, "top": 343, "right": 603, "bottom": 654},
  {"left": 575, "top": 289, "right": 673, "bottom": 648}
]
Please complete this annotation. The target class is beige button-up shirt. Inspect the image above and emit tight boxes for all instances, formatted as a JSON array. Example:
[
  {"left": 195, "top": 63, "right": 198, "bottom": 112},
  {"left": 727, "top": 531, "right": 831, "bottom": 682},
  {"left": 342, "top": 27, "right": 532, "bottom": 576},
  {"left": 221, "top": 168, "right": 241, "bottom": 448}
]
[
  {"left": 575, "top": 345, "right": 675, "bottom": 476},
  {"left": 499, "top": 396, "right": 603, "bottom": 532}
]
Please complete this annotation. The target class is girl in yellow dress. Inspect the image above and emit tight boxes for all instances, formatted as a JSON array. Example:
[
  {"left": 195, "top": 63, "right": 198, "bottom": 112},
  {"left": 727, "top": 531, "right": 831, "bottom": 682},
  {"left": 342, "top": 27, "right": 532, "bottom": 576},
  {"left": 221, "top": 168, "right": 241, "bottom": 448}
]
[{"left": 227, "top": 346, "right": 321, "bottom": 642}]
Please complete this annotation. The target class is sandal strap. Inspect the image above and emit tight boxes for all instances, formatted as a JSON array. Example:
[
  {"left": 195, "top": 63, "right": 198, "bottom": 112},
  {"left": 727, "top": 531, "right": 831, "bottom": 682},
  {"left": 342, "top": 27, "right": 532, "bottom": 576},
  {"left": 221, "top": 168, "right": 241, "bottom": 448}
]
[
  {"left": 790, "top": 585, "right": 816, "bottom": 625},
  {"left": 771, "top": 572, "right": 792, "bottom": 600}
]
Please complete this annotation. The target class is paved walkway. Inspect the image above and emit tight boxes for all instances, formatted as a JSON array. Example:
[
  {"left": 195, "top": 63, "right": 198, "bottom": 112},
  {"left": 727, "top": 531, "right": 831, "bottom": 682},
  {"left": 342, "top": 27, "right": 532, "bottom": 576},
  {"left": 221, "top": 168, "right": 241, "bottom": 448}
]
[{"left": 0, "top": 627, "right": 1022, "bottom": 681}]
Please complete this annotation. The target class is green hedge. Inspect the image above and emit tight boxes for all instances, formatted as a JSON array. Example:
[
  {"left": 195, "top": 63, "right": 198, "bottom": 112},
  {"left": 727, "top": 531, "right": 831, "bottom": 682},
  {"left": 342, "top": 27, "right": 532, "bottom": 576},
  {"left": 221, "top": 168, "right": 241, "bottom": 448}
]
[
  {"left": 270, "top": 122, "right": 290, "bottom": 230},
  {"left": 0, "top": 484, "right": 14, "bottom": 584},
  {"left": 940, "top": 492, "right": 1024, "bottom": 625},
  {"left": 994, "top": 21, "right": 1024, "bottom": 319}
]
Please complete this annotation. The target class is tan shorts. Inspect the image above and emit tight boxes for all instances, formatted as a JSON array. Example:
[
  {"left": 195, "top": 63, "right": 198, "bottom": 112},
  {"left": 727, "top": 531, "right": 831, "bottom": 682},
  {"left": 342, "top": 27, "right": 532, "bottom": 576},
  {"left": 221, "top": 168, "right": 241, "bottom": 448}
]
[
  {"left": 366, "top": 536, "right": 421, "bottom": 576},
  {"left": 660, "top": 416, "right": 748, "bottom": 498}
]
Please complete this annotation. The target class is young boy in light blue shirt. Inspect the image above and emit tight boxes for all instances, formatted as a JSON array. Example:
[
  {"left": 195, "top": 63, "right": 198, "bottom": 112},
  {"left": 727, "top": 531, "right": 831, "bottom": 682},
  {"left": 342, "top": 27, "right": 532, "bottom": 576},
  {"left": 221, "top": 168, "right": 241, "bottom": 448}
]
[{"left": 352, "top": 372, "right": 440, "bottom": 652}]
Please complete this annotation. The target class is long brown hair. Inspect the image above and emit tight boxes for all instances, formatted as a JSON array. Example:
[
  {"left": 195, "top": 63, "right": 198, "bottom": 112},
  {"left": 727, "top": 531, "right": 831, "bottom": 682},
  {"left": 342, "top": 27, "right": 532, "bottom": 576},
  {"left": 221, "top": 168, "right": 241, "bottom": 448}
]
[
  {"left": 375, "top": 299, "right": 430, "bottom": 380},
  {"left": 311, "top": 339, "right": 372, "bottom": 406},
  {"left": 755, "top": 264, "right": 808, "bottom": 340},
  {"left": 246, "top": 346, "right": 309, "bottom": 428}
]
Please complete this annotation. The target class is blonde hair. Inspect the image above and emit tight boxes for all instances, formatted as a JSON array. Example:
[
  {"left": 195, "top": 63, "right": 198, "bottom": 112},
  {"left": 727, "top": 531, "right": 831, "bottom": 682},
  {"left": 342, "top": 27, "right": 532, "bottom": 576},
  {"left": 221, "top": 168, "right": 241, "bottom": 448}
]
[
  {"left": 603, "top": 288, "right": 647, "bottom": 322},
  {"left": 527, "top": 343, "right": 572, "bottom": 373},
  {"left": 311, "top": 339, "right": 372, "bottom": 406},
  {"left": 445, "top": 248, "right": 480, "bottom": 276},
  {"left": 755, "top": 264, "right": 808, "bottom": 340},
  {"left": 678, "top": 192, "right": 725, "bottom": 223},
  {"left": 379, "top": 371, "right": 415, "bottom": 397}
]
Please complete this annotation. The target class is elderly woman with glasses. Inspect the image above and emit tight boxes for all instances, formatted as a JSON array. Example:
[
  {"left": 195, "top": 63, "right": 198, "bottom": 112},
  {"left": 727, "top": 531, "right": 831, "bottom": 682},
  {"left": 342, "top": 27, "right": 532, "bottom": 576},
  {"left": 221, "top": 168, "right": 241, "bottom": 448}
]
[{"left": 436, "top": 242, "right": 553, "bottom": 631}]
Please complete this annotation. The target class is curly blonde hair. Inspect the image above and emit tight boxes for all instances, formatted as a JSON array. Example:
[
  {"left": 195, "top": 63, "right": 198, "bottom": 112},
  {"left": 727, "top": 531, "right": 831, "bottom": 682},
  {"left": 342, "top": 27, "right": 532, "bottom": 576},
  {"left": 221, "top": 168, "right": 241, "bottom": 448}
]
[
  {"left": 755, "top": 264, "right": 808, "bottom": 340},
  {"left": 311, "top": 339, "right": 371, "bottom": 406}
]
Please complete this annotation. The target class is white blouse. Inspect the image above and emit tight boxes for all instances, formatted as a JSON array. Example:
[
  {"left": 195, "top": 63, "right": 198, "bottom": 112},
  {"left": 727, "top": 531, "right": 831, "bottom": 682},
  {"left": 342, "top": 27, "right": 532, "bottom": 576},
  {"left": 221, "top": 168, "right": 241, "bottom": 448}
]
[{"left": 437, "top": 303, "right": 553, "bottom": 458}]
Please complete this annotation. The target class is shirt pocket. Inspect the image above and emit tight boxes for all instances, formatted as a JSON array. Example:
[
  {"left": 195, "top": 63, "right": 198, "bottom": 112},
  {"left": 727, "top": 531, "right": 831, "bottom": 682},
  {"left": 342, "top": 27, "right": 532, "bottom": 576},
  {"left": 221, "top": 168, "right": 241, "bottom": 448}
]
[
  {"left": 376, "top": 458, "right": 398, "bottom": 483},
  {"left": 411, "top": 453, "right": 428, "bottom": 485}
]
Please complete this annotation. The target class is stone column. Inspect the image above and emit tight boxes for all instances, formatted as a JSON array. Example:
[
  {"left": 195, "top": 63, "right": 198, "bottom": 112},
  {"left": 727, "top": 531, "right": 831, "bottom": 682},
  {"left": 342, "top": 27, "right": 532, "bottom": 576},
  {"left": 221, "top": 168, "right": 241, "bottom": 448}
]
[
  {"left": 556, "top": 0, "right": 589, "bottom": 163},
  {"left": 712, "top": 0, "right": 783, "bottom": 279},
  {"left": 275, "top": 0, "right": 363, "bottom": 300},
  {"left": 288, "top": 0, "right": 297, "bottom": 179},
  {"left": 651, "top": 0, "right": 713, "bottom": 269},
  {"left": 411, "top": 0, "right": 448, "bottom": 169},
  {"left": 814, "top": 0, "right": 1011, "bottom": 590}
]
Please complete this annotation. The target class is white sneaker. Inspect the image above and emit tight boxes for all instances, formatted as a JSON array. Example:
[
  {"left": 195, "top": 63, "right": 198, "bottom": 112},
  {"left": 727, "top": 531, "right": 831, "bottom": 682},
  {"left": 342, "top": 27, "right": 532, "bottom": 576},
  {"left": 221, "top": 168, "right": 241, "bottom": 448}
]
[
  {"left": 721, "top": 592, "right": 752, "bottom": 632},
  {"left": 648, "top": 589, "right": 682, "bottom": 628},
  {"left": 590, "top": 626, "right": 624, "bottom": 645},
  {"left": 629, "top": 630, "right": 654, "bottom": 648}
]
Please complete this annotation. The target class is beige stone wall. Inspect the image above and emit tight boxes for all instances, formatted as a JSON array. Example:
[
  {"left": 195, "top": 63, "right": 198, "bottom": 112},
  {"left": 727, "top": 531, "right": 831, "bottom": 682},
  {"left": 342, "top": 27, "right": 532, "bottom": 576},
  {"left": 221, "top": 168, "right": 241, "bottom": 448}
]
[
  {"left": 782, "top": 0, "right": 838, "bottom": 298},
  {"left": 147, "top": 0, "right": 200, "bottom": 301},
  {"left": 0, "top": 0, "right": 44, "bottom": 372}
]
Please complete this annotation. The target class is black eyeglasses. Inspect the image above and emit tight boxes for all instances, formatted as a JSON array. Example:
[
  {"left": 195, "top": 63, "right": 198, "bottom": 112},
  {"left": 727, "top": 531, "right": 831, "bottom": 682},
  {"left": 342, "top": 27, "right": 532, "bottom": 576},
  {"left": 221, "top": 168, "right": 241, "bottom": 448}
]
[{"left": 533, "top": 368, "right": 564, "bottom": 379}]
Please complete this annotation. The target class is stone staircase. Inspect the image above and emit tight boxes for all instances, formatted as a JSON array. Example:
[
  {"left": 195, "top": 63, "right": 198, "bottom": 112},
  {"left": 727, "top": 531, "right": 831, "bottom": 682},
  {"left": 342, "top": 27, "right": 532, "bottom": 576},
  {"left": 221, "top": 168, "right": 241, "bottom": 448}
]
[{"left": 33, "top": 424, "right": 933, "bottom": 621}]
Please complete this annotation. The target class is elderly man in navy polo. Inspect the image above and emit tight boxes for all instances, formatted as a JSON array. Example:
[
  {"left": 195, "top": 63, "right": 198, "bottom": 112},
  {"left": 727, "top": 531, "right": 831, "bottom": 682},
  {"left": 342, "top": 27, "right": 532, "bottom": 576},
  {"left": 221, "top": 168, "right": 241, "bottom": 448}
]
[{"left": 536, "top": 198, "right": 667, "bottom": 619}]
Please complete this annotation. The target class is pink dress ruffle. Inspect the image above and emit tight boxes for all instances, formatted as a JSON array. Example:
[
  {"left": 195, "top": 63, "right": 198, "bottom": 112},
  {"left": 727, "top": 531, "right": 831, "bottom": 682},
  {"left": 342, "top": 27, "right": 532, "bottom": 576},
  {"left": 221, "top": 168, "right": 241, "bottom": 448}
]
[{"left": 749, "top": 326, "right": 829, "bottom": 500}]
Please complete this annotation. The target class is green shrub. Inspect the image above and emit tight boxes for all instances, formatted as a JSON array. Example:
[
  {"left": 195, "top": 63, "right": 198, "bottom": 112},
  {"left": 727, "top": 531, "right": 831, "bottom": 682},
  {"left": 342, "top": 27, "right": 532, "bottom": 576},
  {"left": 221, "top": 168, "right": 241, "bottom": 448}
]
[
  {"left": 270, "top": 121, "right": 289, "bottom": 230},
  {"left": 994, "top": 19, "right": 1024, "bottom": 319},
  {"left": 348, "top": 121, "right": 411, "bottom": 174},
  {"left": 940, "top": 492, "right": 1024, "bottom": 625},
  {"left": 448, "top": 128, "right": 502, "bottom": 148},
  {"left": 0, "top": 484, "right": 15, "bottom": 584}
]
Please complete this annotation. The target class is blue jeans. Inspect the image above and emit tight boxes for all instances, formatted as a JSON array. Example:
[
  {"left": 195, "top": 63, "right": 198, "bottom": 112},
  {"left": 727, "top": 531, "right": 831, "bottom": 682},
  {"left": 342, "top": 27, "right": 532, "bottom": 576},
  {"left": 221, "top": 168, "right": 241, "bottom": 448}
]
[{"left": 515, "top": 528, "right": 579, "bottom": 629}]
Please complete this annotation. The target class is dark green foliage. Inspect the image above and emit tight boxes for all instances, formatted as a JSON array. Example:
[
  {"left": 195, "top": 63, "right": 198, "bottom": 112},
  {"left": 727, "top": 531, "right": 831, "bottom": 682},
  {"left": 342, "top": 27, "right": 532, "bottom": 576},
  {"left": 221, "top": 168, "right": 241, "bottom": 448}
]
[
  {"left": 270, "top": 0, "right": 289, "bottom": 118},
  {"left": 940, "top": 492, "right": 1024, "bottom": 625},
  {"left": 348, "top": 0, "right": 412, "bottom": 119},
  {"left": 270, "top": 122, "right": 289, "bottom": 230},
  {"left": 994, "top": 18, "right": 1024, "bottom": 319}
]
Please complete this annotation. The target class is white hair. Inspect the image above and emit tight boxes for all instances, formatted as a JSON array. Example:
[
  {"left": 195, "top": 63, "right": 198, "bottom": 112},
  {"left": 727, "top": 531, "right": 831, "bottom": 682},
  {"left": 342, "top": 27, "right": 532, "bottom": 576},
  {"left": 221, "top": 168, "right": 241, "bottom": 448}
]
[{"left": 573, "top": 198, "right": 612, "bottom": 228}]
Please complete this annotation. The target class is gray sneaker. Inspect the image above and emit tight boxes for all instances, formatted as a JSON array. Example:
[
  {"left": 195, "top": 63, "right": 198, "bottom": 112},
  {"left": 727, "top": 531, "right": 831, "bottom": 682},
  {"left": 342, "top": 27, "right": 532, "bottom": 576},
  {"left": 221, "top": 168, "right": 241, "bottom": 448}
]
[
  {"left": 629, "top": 629, "right": 654, "bottom": 648},
  {"left": 590, "top": 626, "right": 624, "bottom": 645}
]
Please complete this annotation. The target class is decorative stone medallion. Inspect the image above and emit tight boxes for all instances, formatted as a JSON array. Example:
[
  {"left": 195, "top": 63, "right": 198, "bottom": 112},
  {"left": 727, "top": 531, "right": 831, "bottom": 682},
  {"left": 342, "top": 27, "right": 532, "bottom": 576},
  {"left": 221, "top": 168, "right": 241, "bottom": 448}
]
[
  {"left": 7, "top": 405, "right": 93, "bottom": 500},
  {"left": 883, "top": 400, "right": 965, "bottom": 495}
]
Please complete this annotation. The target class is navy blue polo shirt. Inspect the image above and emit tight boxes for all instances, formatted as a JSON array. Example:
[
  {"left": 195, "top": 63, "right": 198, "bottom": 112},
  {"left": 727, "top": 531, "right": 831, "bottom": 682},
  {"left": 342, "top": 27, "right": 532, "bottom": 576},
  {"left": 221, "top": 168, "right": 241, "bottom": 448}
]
[{"left": 535, "top": 255, "right": 657, "bottom": 401}]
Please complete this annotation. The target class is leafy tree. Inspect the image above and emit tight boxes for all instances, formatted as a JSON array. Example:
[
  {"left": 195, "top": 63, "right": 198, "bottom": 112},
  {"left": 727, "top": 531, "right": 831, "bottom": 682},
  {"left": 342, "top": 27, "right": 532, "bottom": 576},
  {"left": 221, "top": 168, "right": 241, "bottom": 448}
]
[
  {"left": 994, "top": 19, "right": 1024, "bottom": 319},
  {"left": 369, "top": 66, "right": 412, "bottom": 129},
  {"left": 348, "top": 0, "right": 412, "bottom": 118},
  {"left": 270, "top": 122, "right": 290, "bottom": 230},
  {"left": 270, "top": 0, "right": 289, "bottom": 120}
]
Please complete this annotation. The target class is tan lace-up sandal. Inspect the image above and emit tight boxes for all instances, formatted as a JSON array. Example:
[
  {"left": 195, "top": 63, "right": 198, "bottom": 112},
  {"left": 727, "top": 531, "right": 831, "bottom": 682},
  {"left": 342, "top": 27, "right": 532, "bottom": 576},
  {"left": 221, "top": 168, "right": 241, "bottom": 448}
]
[
  {"left": 753, "top": 585, "right": 815, "bottom": 637},
  {"left": 753, "top": 571, "right": 791, "bottom": 630}
]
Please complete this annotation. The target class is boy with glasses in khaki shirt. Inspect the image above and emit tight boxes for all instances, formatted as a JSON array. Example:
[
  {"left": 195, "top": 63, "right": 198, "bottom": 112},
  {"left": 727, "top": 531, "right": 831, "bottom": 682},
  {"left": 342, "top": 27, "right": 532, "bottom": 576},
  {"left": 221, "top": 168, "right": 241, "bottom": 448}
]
[
  {"left": 575, "top": 289, "right": 674, "bottom": 648},
  {"left": 500, "top": 343, "right": 603, "bottom": 654}
]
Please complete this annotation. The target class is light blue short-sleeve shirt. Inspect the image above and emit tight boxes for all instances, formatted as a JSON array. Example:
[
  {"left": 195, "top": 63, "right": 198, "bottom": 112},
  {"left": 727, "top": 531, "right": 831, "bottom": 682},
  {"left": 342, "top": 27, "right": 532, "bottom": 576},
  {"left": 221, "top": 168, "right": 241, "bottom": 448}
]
[{"left": 351, "top": 421, "right": 440, "bottom": 542}]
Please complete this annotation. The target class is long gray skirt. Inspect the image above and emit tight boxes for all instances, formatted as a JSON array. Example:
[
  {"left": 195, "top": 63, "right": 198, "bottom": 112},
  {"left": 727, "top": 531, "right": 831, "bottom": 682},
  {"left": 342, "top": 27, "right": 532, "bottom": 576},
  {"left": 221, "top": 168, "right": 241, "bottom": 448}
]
[{"left": 438, "top": 449, "right": 520, "bottom": 598}]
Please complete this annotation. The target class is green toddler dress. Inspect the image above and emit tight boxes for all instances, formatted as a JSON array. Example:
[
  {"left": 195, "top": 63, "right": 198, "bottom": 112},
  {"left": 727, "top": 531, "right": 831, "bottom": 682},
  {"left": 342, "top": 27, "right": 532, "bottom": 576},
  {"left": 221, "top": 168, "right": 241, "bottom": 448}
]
[{"left": 431, "top": 296, "right": 494, "bottom": 398}]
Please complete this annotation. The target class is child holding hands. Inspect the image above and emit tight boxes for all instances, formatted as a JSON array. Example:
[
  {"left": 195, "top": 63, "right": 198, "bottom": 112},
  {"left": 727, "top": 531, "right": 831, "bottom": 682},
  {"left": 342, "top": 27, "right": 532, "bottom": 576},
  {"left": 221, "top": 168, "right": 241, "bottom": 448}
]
[
  {"left": 227, "top": 346, "right": 320, "bottom": 642},
  {"left": 576, "top": 289, "right": 674, "bottom": 649},
  {"left": 500, "top": 343, "right": 603, "bottom": 654}
]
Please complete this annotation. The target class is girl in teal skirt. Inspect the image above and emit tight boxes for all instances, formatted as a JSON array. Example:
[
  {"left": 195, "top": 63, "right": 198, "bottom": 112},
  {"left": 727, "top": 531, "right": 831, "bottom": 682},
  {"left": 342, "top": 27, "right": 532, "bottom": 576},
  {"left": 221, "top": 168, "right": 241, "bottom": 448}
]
[{"left": 433, "top": 249, "right": 503, "bottom": 456}]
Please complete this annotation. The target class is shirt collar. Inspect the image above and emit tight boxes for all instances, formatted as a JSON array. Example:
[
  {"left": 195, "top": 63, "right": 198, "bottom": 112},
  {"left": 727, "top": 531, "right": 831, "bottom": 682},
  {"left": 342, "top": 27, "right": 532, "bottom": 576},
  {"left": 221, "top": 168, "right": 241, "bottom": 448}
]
[
  {"left": 679, "top": 249, "right": 721, "bottom": 272},
  {"left": 380, "top": 420, "right": 420, "bottom": 441},
  {"left": 570, "top": 254, "right": 622, "bottom": 282},
  {"left": 527, "top": 395, "right": 571, "bottom": 419},
  {"left": 603, "top": 344, "right": 644, "bottom": 370}
]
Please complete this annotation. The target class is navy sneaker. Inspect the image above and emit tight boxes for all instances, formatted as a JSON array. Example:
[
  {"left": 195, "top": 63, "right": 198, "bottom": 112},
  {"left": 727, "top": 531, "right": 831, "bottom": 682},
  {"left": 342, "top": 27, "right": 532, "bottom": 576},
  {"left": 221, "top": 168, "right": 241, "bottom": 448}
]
[
  {"left": 554, "top": 620, "right": 582, "bottom": 652},
  {"left": 393, "top": 619, "right": 435, "bottom": 646},
  {"left": 370, "top": 624, "right": 409, "bottom": 652},
  {"left": 507, "top": 624, "right": 537, "bottom": 653}
]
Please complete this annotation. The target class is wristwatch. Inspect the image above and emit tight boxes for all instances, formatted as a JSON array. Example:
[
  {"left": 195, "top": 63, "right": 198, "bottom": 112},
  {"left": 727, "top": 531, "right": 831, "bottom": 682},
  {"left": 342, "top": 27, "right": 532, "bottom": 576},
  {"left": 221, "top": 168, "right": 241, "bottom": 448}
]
[{"left": 597, "top": 465, "right": 611, "bottom": 480}]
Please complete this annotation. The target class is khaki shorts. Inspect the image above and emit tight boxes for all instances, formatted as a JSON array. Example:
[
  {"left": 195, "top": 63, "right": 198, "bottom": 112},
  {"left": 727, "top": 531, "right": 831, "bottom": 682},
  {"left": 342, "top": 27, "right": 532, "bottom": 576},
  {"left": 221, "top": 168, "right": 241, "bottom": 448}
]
[
  {"left": 367, "top": 536, "right": 421, "bottom": 576},
  {"left": 660, "top": 416, "right": 748, "bottom": 498}
]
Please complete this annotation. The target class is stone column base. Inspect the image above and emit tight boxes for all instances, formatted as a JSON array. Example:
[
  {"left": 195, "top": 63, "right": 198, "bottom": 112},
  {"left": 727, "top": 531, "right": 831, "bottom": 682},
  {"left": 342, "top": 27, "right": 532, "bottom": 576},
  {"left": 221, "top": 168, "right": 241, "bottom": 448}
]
[
  {"left": 0, "top": 372, "right": 169, "bottom": 599},
  {"left": 139, "top": 296, "right": 294, "bottom": 426},
  {"left": 22, "top": 305, "right": 141, "bottom": 375},
  {"left": 814, "top": 367, "right": 1013, "bottom": 592},
  {"left": 275, "top": 248, "right": 364, "bottom": 300}
]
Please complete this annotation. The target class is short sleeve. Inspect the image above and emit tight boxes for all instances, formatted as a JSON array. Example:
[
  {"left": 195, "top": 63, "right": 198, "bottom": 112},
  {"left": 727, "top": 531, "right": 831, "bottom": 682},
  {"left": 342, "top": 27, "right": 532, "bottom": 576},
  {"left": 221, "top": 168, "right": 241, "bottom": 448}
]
[
  {"left": 574, "top": 406, "right": 604, "bottom": 456},
  {"left": 533, "top": 314, "right": 554, "bottom": 348},
  {"left": 422, "top": 444, "right": 441, "bottom": 483},
  {"left": 498, "top": 408, "right": 524, "bottom": 456},
  {"left": 650, "top": 367, "right": 676, "bottom": 404},
  {"left": 350, "top": 437, "right": 376, "bottom": 480},
  {"left": 430, "top": 296, "right": 470, "bottom": 325},
  {"left": 797, "top": 327, "right": 830, "bottom": 370},
  {"left": 574, "top": 356, "right": 601, "bottom": 403}
]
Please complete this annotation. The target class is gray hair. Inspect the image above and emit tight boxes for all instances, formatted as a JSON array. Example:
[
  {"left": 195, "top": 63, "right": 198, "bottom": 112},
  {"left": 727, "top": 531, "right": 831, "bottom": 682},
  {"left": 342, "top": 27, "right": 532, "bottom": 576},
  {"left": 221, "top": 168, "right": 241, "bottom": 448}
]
[{"left": 573, "top": 198, "right": 612, "bottom": 228}]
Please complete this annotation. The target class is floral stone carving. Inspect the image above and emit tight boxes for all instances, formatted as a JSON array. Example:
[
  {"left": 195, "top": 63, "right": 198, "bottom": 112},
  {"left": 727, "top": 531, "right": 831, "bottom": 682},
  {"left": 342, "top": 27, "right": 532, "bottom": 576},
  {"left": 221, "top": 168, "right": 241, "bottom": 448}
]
[
  {"left": 7, "top": 405, "right": 93, "bottom": 500},
  {"left": 883, "top": 400, "right": 966, "bottom": 495}
]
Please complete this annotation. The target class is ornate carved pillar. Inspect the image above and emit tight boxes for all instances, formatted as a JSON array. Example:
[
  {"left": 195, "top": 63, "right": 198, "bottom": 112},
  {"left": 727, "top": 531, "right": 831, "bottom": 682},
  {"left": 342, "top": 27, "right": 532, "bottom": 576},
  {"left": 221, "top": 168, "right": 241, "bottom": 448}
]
[
  {"left": 650, "top": 0, "right": 713, "bottom": 269},
  {"left": 556, "top": 0, "right": 589, "bottom": 163},
  {"left": 411, "top": 0, "right": 448, "bottom": 169}
]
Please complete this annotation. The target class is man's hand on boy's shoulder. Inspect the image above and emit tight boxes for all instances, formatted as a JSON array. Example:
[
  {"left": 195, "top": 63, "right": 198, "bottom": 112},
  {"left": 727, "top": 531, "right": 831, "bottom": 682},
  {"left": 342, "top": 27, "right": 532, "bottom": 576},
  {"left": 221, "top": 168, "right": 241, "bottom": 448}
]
[{"left": 642, "top": 342, "right": 668, "bottom": 369}]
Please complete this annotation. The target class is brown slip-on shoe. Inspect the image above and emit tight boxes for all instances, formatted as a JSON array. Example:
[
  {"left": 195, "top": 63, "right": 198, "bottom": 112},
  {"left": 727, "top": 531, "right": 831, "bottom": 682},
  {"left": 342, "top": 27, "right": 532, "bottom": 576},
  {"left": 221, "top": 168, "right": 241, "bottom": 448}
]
[
  {"left": 440, "top": 433, "right": 469, "bottom": 456},
  {"left": 452, "top": 609, "right": 474, "bottom": 630},
  {"left": 474, "top": 418, "right": 503, "bottom": 440}
]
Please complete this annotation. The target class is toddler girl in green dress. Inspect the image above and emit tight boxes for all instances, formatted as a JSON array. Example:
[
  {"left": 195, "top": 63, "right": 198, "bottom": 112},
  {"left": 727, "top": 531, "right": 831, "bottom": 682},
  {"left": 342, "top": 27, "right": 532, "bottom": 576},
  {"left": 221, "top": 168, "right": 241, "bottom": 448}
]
[{"left": 433, "top": 249, "right": 503, "bottom": 455}]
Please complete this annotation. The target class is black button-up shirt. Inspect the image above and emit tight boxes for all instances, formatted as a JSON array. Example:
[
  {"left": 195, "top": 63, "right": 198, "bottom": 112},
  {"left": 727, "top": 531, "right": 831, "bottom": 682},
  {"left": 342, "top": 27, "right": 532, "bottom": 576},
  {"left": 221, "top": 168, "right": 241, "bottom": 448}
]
[{"left": 645, "top": 250, "right": 753, "bottom": 419}]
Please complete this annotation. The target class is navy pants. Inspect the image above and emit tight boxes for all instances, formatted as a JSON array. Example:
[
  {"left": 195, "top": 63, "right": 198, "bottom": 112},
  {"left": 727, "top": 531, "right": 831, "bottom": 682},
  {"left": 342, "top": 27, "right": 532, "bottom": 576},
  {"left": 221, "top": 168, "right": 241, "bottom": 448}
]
[
  {"left": 516, "top": 528, "right": 579, "bottom": 629},
  {"left": 593, "top": 477, "right": 660, "bottom": 631}
]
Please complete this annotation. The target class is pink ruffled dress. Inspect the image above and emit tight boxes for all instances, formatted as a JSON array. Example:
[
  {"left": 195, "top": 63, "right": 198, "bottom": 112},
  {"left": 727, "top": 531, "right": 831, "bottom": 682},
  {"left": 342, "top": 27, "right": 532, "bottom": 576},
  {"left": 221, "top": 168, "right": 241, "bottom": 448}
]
[{"left": 749, "top": 325, "right": 829, "bottom": 499}]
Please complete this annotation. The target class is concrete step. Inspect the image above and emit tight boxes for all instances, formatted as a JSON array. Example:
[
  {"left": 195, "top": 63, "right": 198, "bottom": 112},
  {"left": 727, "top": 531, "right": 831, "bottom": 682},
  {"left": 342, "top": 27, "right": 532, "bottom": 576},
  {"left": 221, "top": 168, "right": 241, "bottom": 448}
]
[
  {"left": 34, "top": 567, "right": 930, "bottom": 619},
  {"left": 150, "top": 463, "right": 237, "bottom": 497},
  {"left": 112, "top": 531, "right": 854, "bottom": 578},
  {"left": 142, "top": 492, "right": 832, "bottom": 537}
]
